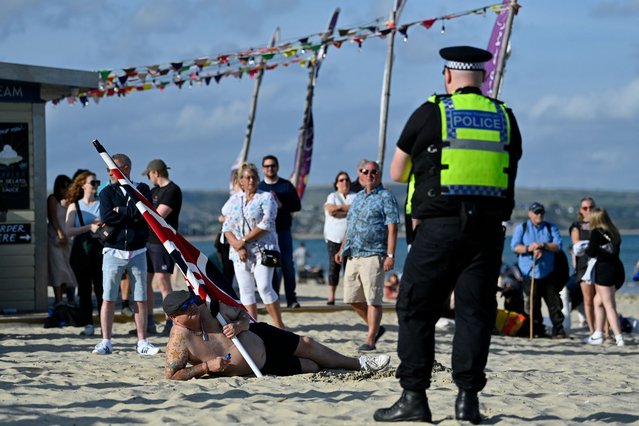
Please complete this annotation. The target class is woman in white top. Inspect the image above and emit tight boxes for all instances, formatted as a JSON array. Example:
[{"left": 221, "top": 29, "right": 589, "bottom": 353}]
[
  {"left": 323, "top": 171, "right": 356, "bottom": 305},
  {"left": 222, "top": 162, "right": 284, "bottom": 328},
  {"left": 65, "top": 171, "right": 102, "bottom": 336}
]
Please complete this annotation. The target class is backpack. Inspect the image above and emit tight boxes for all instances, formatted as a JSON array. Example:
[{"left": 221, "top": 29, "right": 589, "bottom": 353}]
[{"left": 520, "top": 221, "right": 570, "bottom": 291}]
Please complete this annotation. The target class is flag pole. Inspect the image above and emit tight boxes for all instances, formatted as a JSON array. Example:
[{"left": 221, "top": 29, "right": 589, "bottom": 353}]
[
  {"left": 482, "top": 0, "right": 519, "bottom": 98},
  {"left": 92, "top": 139, "right": 264, "bottom": 378},
  {"left": 230, "top": 27, "right": 280, "bottom": 193},
  {"left": 290, "top": 8, "right": 340, "bottom": 200},
  {"left": 377, "top": 0, "right": 406, "bottom": 171},
  {"left": 239, "top": 27, "right": 280, "bottom": 164}
]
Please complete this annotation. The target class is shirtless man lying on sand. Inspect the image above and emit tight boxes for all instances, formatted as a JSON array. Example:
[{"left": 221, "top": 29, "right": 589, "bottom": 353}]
[{"left": 163, "top": 290, "right": 391, "bottom": 380}]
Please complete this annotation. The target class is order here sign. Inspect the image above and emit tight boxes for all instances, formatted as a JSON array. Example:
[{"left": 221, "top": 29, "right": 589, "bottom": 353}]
[{"left": 0, "top": 223, "right": 31, "bottom": 244}]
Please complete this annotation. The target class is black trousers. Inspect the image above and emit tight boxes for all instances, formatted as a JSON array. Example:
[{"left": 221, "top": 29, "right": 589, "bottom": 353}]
[
  {"left": 523, "top": 275, "right": 564, "bottom": 335},
  {"left": 70, "top": 237, "right": 103, "bottom": 327},
  {"left": 396, "top": 217, "right": 503, "bottom": 393}
]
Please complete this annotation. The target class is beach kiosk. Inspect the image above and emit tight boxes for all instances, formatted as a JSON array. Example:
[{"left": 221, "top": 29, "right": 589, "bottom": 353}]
[{"left": 0, "top": 62, "right": 98, "bottom": 313}]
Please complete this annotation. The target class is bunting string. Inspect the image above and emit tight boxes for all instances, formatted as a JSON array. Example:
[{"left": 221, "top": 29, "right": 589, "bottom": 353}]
[{"left": 52, "top": 1, "right": 520, "bottom": 107}]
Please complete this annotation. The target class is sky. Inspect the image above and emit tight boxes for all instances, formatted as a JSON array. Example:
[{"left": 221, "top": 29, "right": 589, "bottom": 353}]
[{"left": 1, "top": 0, "right": 638, "bottom": 192}]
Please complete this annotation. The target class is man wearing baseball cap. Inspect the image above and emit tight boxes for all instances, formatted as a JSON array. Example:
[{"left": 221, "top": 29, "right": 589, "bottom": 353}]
[
  {"left": 511, "top": 202, "right": 566, "bottom": 339},
  {"left": 142, "top": 159, "right": 182, "bottom": 336}
]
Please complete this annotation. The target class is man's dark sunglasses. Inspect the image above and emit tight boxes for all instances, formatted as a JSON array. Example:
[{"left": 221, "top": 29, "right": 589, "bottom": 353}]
[
  {"left": 178, "top": 296, "right": 196, "bottom": 312},
  {"left": 360, "top": 168, "right": 378, "bottom": 176}
]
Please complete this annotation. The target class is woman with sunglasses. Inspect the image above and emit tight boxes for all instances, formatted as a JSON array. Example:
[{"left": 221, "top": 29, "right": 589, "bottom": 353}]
[
  {"left": 222, "top": 162, "right": 285, "bottom": 329},
  {"left": 569, "top": 197, "right": 596, "bottom": 334},
  {"left": 323, "top": 171, "right": 356, "bottom": 305},
  {"left": 65, "top": 171, "right": 103, "bottom": 336}
]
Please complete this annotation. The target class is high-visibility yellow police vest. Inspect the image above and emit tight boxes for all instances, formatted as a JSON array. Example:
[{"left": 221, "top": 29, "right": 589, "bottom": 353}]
[{"left": 431, "top": 92, "right": 510, "bottom": 197}]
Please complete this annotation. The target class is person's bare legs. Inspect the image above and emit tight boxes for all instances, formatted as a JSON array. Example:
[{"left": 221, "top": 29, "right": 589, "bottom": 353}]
[
  {"left": 350, "top": 302, "right": 368, "bottom": 322},
  {"left": 134, "top": 300, "right": 147, "bottom": 341},
  {"left": 366, "top": 305, "right": 383, "bottom": 347},
  {"left": 595, "top": 284, "right": 622, "bottom": 336},
  {"left": 580, "top": 281, "right": 595, "bottom": 333},
  {"left": 264, "top": 301, "right": 285, "bottom": 329},
  {"left": 327, "top": 285, "right": 337, "bottom": 304},
  {"left": 100, "top": 300, "right": 116, "bottom": 339},
  {"left": 245, "top": 303, "right": 258, "bottom": 322},
  {"left": 294, "top": 336, "right": 359, "bottom": 370},
  {"left": 53, "top": 286, "right": 63, "bottom": 305}
]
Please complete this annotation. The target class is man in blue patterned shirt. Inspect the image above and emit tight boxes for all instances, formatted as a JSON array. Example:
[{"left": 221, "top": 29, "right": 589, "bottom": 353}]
[{"left": 336, "top": 160, "right": 399, "bottom": 351}]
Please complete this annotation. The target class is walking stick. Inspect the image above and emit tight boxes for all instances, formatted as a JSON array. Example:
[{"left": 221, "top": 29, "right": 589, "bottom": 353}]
[{"left": 529, "top": 257, "right": 537, "bottom": 339}]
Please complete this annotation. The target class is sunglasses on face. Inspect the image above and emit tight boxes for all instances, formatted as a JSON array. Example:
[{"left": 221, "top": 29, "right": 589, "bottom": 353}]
[
  {"left": 360, "top": 168, "right": 378, "bottom": 176},
  {"left": 263, "top": 164, "right": 278, "bottom": 169},
  {"left": 178, "top": 296, "right": 196, "bottom": 313},
  {"left": 89, "top": 180, "right": 101, "bottom": 187},
  {"left": 532, "top": 210, "right": 544, "bottom": 215},
  {"left": 581, "top": 206, "right": 593, "bottom": 211},
  {"left": 338, "top": 178, "right": 350, "bottom": 182}
]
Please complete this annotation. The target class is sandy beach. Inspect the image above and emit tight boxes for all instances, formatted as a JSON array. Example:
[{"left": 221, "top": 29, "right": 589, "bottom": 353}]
[{"left": 1, "top": 282, "right": 638, "bottom": 425}]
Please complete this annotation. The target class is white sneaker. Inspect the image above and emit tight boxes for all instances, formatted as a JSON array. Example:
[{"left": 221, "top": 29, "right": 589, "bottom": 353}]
[
  {"left": 360, "top": 354, "right": 391, "bottom": 372},
  {"left": 137, "top": 341, "right": 160, "bottom": 356},
  {"left": 92, "top": 340, "right": 112, "bottom": 355},
  {"left": 583, "top": 334, "right": 603, "bottom": 345},
  {"left": 615, "top": 336, "right": 625, "bottom": 347},
  {"left": 80, "top": 325, "right": 95, "bottom": 336}
]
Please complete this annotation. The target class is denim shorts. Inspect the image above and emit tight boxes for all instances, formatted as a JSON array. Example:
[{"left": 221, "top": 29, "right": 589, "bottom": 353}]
[{"left": 102, "top": 252, "right": 147, "bottom": 302}]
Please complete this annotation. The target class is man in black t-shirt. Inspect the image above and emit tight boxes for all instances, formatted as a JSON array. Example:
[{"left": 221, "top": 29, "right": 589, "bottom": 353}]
[{"left": 142, "top": 159, "right": 182, "bottom": 335}]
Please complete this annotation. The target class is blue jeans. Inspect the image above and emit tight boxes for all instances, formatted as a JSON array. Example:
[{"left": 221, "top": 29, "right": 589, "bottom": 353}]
[
  {"left": 102, "top": 252, "right": 148, "bottom": 302},
  {"left": 272, "top": 229, "right": 298, "bottom": 306}
]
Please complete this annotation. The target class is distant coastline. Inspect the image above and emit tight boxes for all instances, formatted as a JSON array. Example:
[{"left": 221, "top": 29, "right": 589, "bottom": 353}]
[{"left": 187, "top": 229, "right": 639, "bottom": 242}]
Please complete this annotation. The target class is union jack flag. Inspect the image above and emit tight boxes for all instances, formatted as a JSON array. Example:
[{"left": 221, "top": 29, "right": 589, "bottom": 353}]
[{"left": 92, "top": 140, "right": 242, "bottom": 310}]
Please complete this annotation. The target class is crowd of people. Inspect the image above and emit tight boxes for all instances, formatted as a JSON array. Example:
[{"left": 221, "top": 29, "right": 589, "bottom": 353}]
[
  {"left": 42, "top": 44, "right": 634, "bottom": 425},
  {"left": 46, "top": 155, "right": 183, "bottom": 356}
]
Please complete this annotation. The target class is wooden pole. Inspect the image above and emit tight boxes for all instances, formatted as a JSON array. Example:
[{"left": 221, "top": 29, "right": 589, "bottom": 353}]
[
  {"left": 529, "top": 258, "right": 536, "bottom": 339},
  {"left": 238, "top": 27, "right": 280, "bottom": 164},
  {"left": 377, "top": 0, "right": 406, "bottom": 171},
  {"left": 491, "top": 0, "right": 517, "bottom": 98},
  {"left": 290, "top": 8, "right": 340, "bottom": 195}
]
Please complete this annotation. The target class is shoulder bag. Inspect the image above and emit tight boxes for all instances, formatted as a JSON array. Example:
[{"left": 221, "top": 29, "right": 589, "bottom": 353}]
[{"left": 241, "top": 196, "right": 281, "bottom": 268}]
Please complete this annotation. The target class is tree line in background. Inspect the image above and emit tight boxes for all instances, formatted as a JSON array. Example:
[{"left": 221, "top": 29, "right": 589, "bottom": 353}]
[{"left": 178, "top": 186, "right": 639, "bottom": 238}]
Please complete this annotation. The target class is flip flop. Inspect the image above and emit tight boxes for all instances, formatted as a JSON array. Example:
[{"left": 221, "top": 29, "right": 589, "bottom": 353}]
[{"left": 358, "top": 343, "right": 376, "bottom": 351}]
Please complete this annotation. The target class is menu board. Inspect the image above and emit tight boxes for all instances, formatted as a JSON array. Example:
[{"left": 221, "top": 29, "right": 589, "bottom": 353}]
[{"left": 0, "top": 123, "right": 30, "bottom": 209}]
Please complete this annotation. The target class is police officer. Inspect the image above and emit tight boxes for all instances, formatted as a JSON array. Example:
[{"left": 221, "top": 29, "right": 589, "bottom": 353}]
[{"left": 374, "top": 46, "right": 522, "bottom": 424}]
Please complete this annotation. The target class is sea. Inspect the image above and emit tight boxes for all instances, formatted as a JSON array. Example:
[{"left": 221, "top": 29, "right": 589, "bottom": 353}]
[{"left": 192, "top": 235, "right": 639, "bottom": 295}]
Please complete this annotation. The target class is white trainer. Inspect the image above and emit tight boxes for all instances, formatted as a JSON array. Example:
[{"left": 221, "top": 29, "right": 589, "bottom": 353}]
[
  {"left": 360, "top": 354, "right": 391, "bottom": 372},
  {"left": 137, "top": 341, "right": 160, "bottom": 356},
  {"left": 615, "top": 336, "right": 625, "bottom": 347},
  {"left": 92, "top": 340, "right": 112, "bottom": 355},
  {"left": 583, "top": 334, "right": 603, "bottom": 345}
]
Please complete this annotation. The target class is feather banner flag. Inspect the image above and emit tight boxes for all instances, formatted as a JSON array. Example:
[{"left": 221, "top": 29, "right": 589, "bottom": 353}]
[
  {"left": 482, "top": 0, "right": 519, "bottom": 98},
  {"left": 92, "top": 140, "right": 263, "bottom": 377}
]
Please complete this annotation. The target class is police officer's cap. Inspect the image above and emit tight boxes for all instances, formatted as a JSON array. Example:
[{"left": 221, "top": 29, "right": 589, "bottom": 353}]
[{"left": 440, "top": 46, "right": 492, "bottom": 71}]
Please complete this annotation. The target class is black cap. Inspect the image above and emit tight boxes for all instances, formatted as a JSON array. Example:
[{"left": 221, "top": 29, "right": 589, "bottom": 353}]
[
  {"left": 440, "top": 46, "right": 492, "bottom": 71},
  {"left": 529, "top": 202, "right": 545, "bottom": 214},
  {"left": 162, "top": 290, "right": 192, "bottom": 316}
]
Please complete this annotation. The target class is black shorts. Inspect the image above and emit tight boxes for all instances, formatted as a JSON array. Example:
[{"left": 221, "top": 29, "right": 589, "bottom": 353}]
[
  {"left": 249, "top": 322, "right": 301, "bottom": 376},
  {"left": 146, "top": 243, "right": 175, "bottom": 274}
]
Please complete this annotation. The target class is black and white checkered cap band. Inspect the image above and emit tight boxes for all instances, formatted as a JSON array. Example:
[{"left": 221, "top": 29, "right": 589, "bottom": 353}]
[{"left": 445, "top": 60, "right": 484, "bottom": 71}]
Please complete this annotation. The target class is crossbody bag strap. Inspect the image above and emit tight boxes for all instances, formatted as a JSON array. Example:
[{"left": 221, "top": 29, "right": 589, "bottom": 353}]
[{"left": 75, "top": 201, "right": 85, "bottom": 226}]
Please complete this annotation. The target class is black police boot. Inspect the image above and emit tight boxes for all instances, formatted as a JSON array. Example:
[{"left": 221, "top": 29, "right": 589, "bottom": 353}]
[
  {"left": 373, "top": 390, "right": 432, "bottom": 422},
  {"left": 455, "top": 389, "right": 482, "bottom": 424}
]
